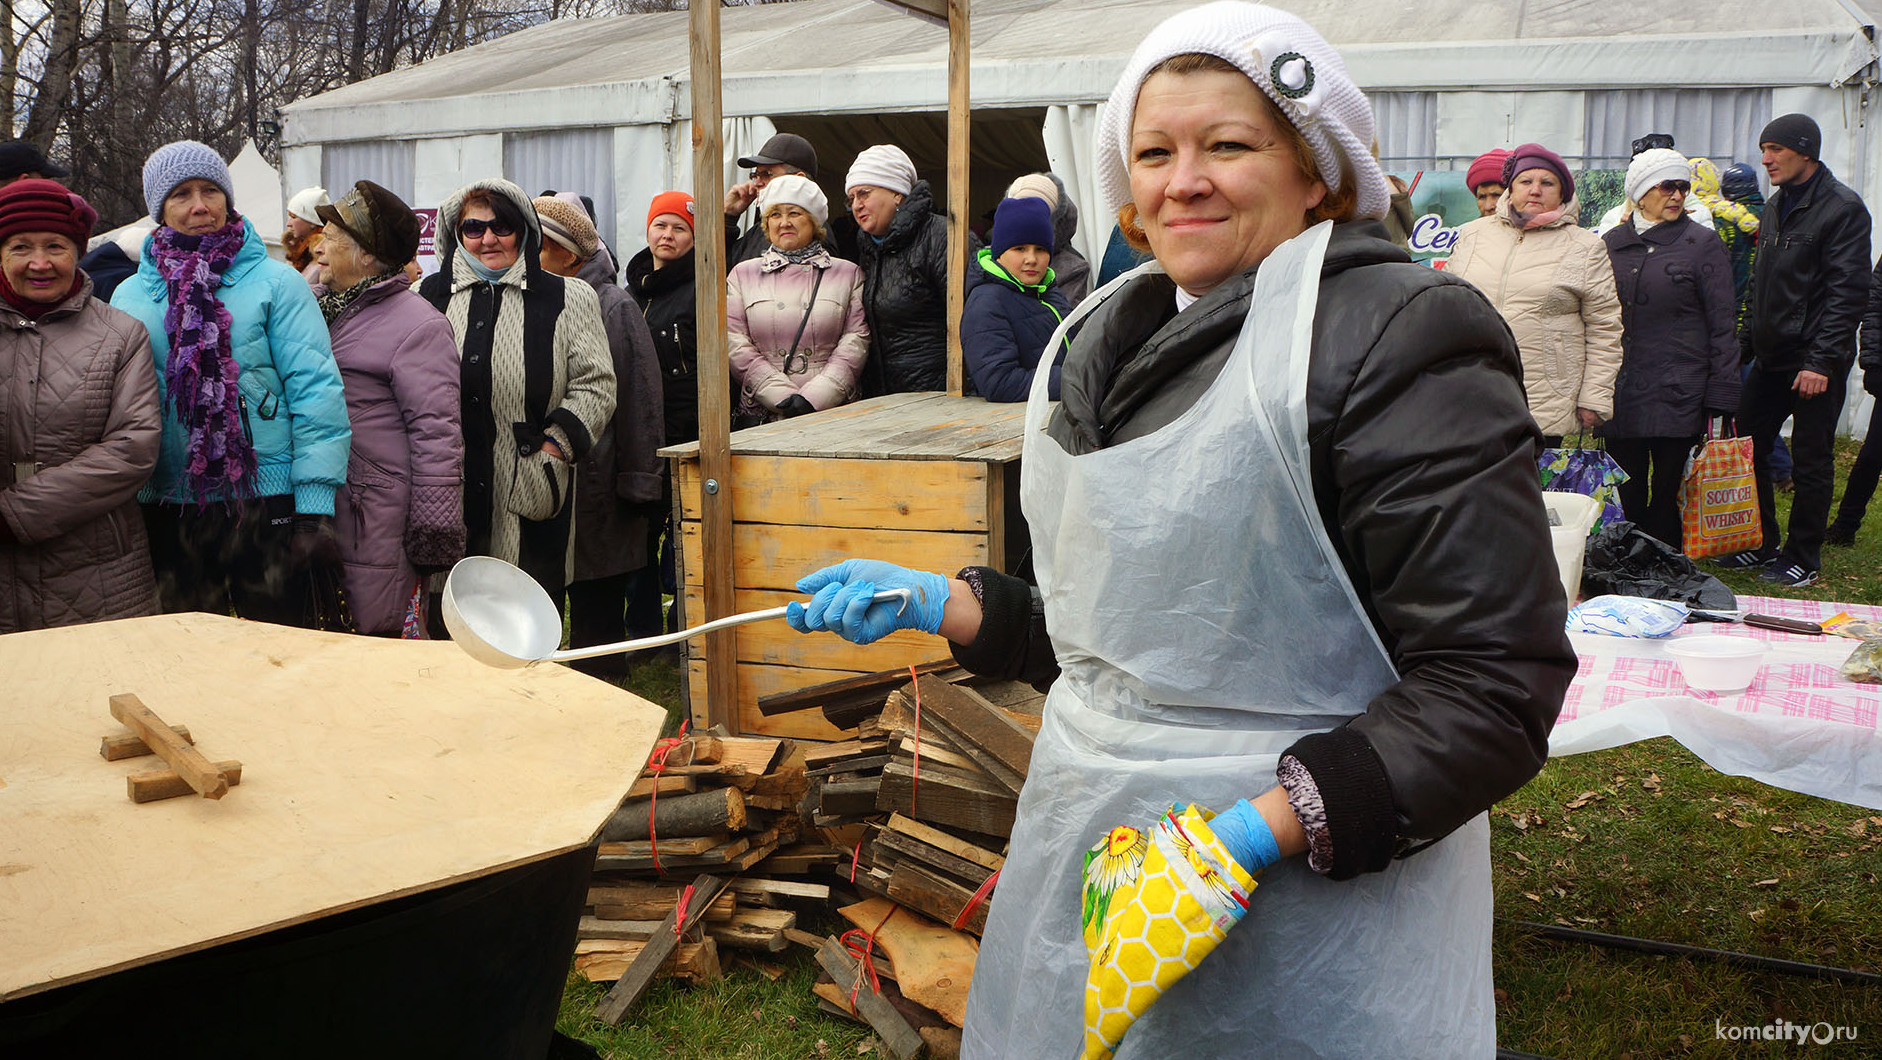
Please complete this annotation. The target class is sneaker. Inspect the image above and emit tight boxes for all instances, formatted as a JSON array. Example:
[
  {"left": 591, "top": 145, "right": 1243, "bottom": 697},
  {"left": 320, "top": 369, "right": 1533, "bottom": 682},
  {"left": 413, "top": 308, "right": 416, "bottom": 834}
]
[
  {"left": 1713, "top": 550, "right": 1776, "bottom": 570},
  {"left": 1759, "top": 563, "right": 1819, "bottom": 588}
]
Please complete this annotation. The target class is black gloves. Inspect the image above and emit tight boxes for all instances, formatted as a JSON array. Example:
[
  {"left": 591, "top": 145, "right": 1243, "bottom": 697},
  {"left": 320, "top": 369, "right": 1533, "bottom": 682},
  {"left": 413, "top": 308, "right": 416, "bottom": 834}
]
[
  {"left": 290, "top": 514, "right": 342, "bottom": 573},
  {"left": 777, "top": 395, "right": 816, "bottom": 419}
]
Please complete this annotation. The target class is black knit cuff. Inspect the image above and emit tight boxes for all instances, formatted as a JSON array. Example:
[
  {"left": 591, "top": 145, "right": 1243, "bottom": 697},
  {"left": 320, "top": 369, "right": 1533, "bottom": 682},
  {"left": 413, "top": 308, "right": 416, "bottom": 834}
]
[
  {"left": 948, "top": 565, "right": 1032, "bottom": 679},
  {"left": 547, "top": 407, "right": 595, "bottom": 461},
  {"left": 1279, "top": 727, "right": 1399, "bottom": 881}
]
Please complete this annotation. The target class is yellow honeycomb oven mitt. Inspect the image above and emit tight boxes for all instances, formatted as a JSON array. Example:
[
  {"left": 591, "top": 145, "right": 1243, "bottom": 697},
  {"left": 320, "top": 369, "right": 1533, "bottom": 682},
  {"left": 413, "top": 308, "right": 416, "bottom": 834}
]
[{"left": 1080, "top": 804, "right": 1259, "bottom": 1060}]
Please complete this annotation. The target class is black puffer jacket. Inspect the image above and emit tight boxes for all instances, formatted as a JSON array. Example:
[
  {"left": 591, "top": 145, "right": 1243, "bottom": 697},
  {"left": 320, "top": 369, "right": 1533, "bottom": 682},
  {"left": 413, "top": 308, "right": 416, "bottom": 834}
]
[
  {"left": 1601, "top": 216, "right": 1740, "bottom": 437},
  {"left": 953, "top": 221, "right": 1576, "bottom": 880},
  {"left": 1740, "top": 164, "right": 1872, "bottom": 376},
  {"left": 1858, "top": 257, "right": 1882, "bottom": 397},
  {"left": 626, "top": 246, "right": 699, "bottom": 446},
  {"left": 856, "top": 180, "right": 953, "bottom": 395}
]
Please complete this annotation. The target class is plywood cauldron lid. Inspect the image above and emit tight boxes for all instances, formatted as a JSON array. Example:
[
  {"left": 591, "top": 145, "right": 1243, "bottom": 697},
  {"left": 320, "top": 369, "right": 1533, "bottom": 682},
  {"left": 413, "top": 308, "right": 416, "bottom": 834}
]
[{"left": 0, "top": 613, "right": 663, "bottom": 1002}]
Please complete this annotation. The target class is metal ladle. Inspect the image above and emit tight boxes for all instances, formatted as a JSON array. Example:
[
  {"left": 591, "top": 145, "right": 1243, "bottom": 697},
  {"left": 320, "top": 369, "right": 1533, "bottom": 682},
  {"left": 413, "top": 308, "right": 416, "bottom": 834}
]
[{"left": 440, "top": 555, "right": 913, "bottom": 670}]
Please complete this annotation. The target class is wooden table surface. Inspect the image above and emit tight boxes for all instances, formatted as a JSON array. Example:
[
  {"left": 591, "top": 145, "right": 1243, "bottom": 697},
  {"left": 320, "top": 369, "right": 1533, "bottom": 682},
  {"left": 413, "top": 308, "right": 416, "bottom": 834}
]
[
  {"left": 659, "top": 393, "right": 1028, "bottom": 463},
  {"left": 0, "top": 613, "right": 664, "bottom": 1002}
]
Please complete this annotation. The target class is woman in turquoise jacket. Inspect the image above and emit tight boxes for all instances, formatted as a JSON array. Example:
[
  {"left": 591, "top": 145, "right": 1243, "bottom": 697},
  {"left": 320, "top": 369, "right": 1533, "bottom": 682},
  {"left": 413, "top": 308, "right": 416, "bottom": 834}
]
[{"left": 112, "top": 141, "right": 351, "bottom": 626}]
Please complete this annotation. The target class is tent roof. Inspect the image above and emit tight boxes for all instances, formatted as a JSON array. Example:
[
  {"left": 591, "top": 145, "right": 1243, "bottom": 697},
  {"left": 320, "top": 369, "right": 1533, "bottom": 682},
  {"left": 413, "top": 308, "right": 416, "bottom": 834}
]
[{"left": 283, "top": 0, "right": 1880, "bottom": 144}]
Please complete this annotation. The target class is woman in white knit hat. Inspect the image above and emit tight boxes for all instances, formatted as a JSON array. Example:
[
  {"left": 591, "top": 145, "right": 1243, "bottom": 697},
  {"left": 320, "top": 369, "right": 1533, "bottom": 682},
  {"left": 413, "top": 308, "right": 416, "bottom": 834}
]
[
  {"left": 846, "top": 143, "right": 955, "bottom": 394},
  {"left": 784, "top": 3, "right": 1571, "bottom": 1055},
  {"left": 1599, "top": 149, "right": 1739, "bottom": 548},
  {"left": 726, "top": 174, "right": 869, "bottom": 423}
]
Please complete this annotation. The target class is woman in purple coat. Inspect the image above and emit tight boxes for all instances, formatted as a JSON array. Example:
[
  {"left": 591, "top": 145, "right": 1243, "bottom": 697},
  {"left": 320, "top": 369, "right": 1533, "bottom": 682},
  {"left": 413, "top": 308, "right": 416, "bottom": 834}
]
[
  {"left": 1600, "top": 149, "right": 1740, "bottom": 549},
  {"left": 313, "top": 181, "right": 465, "bottom": 635},
  {"left": 726, "top": 175, "right": 869, "bottom": 423}
]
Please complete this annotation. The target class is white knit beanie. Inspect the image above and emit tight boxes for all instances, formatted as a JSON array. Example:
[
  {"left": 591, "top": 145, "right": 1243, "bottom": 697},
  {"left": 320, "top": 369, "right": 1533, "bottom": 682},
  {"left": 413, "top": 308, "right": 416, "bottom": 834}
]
[
  {"left": 1626, "top": 148, "right": 1693, "bottom": 205},
  {"left": 845, "top": 145, "right": 916, "bottom": 197},
  {"left": 757, "top": 174, "right": 829, "bottom": 229},
  {"left": 1005, "top": 173, "right": 1060, "bottom": 208},
  {"left": 1095, "top": 1, "right": 1391, "bottom": 221},
  {"left": 286, "top": 186, "right": 330, "bottom": 225}
]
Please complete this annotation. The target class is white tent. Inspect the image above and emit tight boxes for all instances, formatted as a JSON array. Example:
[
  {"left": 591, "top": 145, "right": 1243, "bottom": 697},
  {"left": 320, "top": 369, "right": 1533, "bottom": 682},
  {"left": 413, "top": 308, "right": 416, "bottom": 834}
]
[{"left": 281, "top": 0, "right": 1882, "bottom": 267}]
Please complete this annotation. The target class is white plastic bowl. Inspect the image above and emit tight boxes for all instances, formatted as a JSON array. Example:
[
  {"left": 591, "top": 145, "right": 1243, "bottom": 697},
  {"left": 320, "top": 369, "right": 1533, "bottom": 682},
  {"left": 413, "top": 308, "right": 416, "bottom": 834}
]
[{"left": 1664, "top": 636, "right": 1768, "bottom": 692}]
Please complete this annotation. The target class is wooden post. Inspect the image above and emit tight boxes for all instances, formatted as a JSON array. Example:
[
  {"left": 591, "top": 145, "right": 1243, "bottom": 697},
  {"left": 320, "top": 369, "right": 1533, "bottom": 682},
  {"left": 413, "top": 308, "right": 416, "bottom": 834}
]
[
  {"left": 945, "top": 0, "right": 970, "bottom": 396},
  {"left": 690, "top": 0, "right": 735, "bottom": 732}
]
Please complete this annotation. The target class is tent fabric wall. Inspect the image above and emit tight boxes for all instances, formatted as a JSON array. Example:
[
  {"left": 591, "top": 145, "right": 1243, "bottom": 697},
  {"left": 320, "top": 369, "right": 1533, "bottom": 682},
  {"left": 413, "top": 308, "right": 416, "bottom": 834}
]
[
  {"left": 320, "top": 140, "right": 418, "bottom": 204},
  {"left": 1044, "top": 103, "right": 1105, "bottom": 265},
  {"left": 1373, "top": 91, "right": 1439, "bottom": 170},
  {"left": 1582, "top": 89, "right": 1773, "bottom": 168},
  {"left": 505, "top": 128, "right": 617, "bottom": 253}
]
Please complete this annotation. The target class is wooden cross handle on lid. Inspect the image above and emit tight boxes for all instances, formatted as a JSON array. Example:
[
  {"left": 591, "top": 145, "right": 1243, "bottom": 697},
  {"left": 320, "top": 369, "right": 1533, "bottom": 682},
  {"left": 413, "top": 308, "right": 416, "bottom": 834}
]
[{"left": 108, "top": 693, "right": 230, "bottom": 800}]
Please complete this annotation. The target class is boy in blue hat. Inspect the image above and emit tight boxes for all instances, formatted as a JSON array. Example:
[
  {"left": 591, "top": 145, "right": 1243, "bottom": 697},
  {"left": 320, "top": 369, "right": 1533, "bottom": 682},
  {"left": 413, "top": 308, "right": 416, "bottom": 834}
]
[{"left": 962, "top": 196, "right": 1072, "bottom": 402}]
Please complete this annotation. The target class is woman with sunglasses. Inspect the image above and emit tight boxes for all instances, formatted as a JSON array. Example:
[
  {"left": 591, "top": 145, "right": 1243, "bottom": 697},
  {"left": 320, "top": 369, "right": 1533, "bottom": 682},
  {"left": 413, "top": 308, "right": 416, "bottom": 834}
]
[
  {"left": 1449, "top": 143, "right": 1623, "bottom": 444},
  {"left": 726, "top": 175, "right": 869, "bottom": 425},
  {"left": 417, "top": 180, "right": 614, "bottom": 611},
  {"left": 1599, "top": 149, "right": 1739, "bottom": 548}
]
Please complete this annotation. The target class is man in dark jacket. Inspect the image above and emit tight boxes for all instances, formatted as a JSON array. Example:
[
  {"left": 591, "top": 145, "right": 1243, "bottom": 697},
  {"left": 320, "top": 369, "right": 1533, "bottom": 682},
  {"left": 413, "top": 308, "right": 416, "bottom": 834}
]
[
  {"left": 1826, "top": 258, "right": 1882, "bottom": 545},
  {"left": 1720, "top": 114, "right": 1872, "bottom": 586}
]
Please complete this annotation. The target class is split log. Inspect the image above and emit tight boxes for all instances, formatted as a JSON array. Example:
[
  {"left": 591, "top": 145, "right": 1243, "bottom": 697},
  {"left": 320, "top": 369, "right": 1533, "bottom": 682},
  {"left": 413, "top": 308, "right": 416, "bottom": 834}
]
[
  {"left": 886, "top": 861, "right": 990, "bottom": 937},
  {"left": 573, "top": 938, "right": 721, "bottom": 984},
  {"left": 838, "top": 897, "right": 978, "bottom": 1027},
  {"left": 877, "top": 760, "right": 1017, "bottom": 837},
  {"left": 601, "top": 786, "right": 746, "bottom": 841},
  {"left": 593, "top": 874, "right": 728, "bottom": 1024},
  {"left": 815, "top": 936, "right": 926, "bottom": 1059},
  {"left": 706, "top": 908, "right": 796, "bottom": 951}
]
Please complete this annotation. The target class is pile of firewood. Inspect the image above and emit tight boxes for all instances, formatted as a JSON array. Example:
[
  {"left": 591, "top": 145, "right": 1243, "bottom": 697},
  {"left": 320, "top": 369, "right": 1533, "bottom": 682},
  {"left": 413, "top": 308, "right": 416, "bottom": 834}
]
[{"left": 583, "top": 666, "right": 1042, "bottom": 1058}]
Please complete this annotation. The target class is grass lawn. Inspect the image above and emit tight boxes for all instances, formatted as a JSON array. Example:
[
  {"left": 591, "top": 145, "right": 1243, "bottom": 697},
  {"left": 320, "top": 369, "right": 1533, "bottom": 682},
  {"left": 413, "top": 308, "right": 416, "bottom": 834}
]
[{"left": 559, "top": 439, "right": 1882, "bottom": 1058}]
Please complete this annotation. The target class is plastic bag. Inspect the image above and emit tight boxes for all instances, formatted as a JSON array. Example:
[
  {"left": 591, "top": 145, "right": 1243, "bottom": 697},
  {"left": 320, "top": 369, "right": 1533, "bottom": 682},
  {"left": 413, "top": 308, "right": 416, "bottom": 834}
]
[
  {"left": 1582, "top": 520, "right": 1737, "bottom": 611},
  {"left": 1567, "top": 595, "right": 1690, "bottom": 638},
  {"left": 1839, "top": 638, "right": 1882, "bottom": 684},
  {"left": 1539, "top": 432, "right": 1629, "bottom": 533}
]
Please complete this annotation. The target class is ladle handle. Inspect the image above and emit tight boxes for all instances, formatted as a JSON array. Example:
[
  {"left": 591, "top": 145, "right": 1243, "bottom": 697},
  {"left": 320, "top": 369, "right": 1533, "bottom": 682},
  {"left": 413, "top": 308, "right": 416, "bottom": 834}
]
[{"left": 543, "top": 587, "right": 915, "bottom": 665}]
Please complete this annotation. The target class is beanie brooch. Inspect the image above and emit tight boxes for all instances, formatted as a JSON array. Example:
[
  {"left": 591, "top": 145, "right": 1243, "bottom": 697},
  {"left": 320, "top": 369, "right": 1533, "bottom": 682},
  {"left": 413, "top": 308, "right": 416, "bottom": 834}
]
[{"left": 1249, "top": 32, "right": 1321, "bottom": 126}]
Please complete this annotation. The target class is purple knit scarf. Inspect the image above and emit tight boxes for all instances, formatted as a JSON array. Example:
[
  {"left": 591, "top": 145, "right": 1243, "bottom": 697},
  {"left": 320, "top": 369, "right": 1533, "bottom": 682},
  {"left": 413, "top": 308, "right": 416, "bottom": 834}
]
[{"left": 151, "top": 213, "right": 255, "bottom": 504}]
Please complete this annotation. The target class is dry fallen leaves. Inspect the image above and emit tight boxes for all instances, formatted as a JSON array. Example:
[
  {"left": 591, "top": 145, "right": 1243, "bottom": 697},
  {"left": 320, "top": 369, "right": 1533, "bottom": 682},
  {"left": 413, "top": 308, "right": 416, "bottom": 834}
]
[{"left": 1565, "top": 791, "right": 1599, "bottom": 810}]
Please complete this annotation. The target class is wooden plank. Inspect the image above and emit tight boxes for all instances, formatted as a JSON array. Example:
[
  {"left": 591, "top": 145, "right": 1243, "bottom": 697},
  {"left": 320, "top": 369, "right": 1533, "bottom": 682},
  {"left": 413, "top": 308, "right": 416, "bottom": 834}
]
[
  {"left": 574, "top": 938, "right": 720, "bottom": 985},
  {"left": 688, "top": 0, "right": 734, "bottom": 735},
  {"left": 727, "top": 878, "right": 831, "bottom": 903},
  {"left": 945, "top": 0, "right": 969, "bottom": 396},
  {"left": 838, "top": 897, "right": 977, "bottom": 1027},
  {"left": 587, "top": 886, "right": 736, "bottom": 923},
  {"left": 877, "top": 760, "right": 1017, "bottom": 837},
  {"left": 679, "top": 522, "right": 987, "bottom": 591},
  {"left": 595, "top": 835, "right": 751, "bottom": 874},
  {"left": 597, "top": 834, "right": 727, "bottom": 858},
  {"left": 659, "top": 395, "right": 1025, "bottom": 463},
  {"left": 625, "top": 774, "right": 697, "bottom": 800},
  {"left": 803, "top": 737, "right": 889, "bottom": 769},
  {"left": 873, "top": 830, "right": 994, "bottom": 889},
  {"left": 912, "top": 675, "right": 1033, "bottom": 786},
  {"left": 99, "top": 725, "right": 191, "bottom": 761},
  {"left": 706, "top": 907, "right": 796, "bottom": 952},
  {"left": 758, "top": 660, "right": 959, "bottom": 720},
  {"left": 593, "top": 873, "right": 729, "bottom": 1024},
  {"left": 659, "top": 394, "right": 939, "bottom": 459},
  {"left": 107, "top": 693, "right": 227, "bottom": 800},
  {"left": 886, "top": 861, "right": 990, "bottom": 937},
  {"left": 126, "top": 759, "right": 243, "bottom": 803},
  {"left": 885, "top": 814, "right": 1005, "bottom": 873},
  {"left": 676, "top": 456, "right": 988, "bottom": 531},
  {"left": 815, "top": 937, "right": 927, "bottom": 1059}
]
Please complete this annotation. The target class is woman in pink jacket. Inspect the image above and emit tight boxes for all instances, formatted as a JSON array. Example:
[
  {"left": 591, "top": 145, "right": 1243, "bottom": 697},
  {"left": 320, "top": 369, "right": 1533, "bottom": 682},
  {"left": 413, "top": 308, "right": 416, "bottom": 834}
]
[{"left": 727, "top": 175, "right": 869, "bottom": 424}]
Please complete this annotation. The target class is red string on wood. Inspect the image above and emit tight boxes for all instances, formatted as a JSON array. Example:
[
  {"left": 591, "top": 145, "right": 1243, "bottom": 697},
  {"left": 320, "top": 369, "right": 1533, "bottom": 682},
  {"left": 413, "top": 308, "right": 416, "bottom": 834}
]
[
  {"left": 839, "top": 904, "right": 899, "bottom": 1009},
  {"left": 644, "top": 719, "right": 690, "bottom": 876},
  {"left": 952, "top": 868, "right": 1001, "bottom": 931},
  {"left": 672, "top": 882, "right": 695, "bottom": 939},
  {"left": 908, "top": 664, "right": 922, "bottom": 816},
  {"left": 849, "top": 834, "right": 864, "bottom": 883}
]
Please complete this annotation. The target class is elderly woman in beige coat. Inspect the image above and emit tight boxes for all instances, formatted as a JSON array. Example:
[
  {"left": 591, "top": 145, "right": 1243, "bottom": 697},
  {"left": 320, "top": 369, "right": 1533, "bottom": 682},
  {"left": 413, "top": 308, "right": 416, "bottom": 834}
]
[
  {"left": 1449, "top": 143, "right": 1623, "bottom": 442},
  {"left": 0, "top": 181, "right": 160, "bottom": 632}
]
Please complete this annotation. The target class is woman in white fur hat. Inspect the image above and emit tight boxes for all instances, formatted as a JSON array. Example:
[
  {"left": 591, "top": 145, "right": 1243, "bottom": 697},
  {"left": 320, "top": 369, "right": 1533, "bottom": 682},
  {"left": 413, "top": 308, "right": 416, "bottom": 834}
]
[{"left": 786, "top": 4, "right": 1572, "bottom": 1055}]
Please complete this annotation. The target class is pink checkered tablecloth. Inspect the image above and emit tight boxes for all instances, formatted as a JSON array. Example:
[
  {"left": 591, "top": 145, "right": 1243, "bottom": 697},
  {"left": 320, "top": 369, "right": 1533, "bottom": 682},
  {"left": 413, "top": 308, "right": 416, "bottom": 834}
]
[{"left": 1559, "top": 595, "right": 1882, "bottom": 733}]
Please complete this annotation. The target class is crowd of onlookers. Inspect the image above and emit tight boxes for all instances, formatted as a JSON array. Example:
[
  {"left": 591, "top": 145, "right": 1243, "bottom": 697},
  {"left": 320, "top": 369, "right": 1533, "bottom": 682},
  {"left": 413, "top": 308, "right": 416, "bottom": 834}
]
[
  {"left": 4, "top": 111, "right": 1881, "bottom": 652},
  {"left": 1447, "top": 116, "right": 1880, "bottom": 589}
]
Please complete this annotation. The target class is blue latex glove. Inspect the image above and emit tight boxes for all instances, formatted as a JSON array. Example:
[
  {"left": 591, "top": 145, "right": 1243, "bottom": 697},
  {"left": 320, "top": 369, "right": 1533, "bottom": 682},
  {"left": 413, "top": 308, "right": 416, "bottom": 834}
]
[
  {"left": 785, "top": 559, "right": 950, "bottom": 645},
  {"left": 1201, "top": 799, "right": 1283, "bottom": 873}
]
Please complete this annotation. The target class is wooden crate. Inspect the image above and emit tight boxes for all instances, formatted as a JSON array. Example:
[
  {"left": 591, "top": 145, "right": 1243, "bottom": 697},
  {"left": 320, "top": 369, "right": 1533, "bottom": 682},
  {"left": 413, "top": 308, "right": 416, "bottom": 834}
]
[{"left": 661, "top": 394, "right": 1027, "bottom": 739}]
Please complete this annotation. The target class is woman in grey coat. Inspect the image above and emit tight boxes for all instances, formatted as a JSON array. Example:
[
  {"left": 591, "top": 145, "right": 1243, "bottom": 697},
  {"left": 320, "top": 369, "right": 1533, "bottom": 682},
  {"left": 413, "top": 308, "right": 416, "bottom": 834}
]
[
  {"left": 0, "top": 181, "right": 160, "bottom": 632},
  {"left": 314, "top": 181, "right": 465, "bottom": 635},
  {"left": 1601, "top": 149, "right": 1740, "bottom": 549}
]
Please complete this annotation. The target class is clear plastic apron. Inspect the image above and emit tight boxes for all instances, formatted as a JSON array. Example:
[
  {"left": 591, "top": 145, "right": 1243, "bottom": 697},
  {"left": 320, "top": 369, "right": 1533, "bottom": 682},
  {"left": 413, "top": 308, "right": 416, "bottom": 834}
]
[{"left": 961, "top": 223, "right": 1495, "bottom": 1059}]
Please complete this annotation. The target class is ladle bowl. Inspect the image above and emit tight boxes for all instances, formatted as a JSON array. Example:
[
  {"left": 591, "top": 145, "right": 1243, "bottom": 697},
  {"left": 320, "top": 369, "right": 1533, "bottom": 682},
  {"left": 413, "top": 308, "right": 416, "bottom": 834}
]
[{"left": 441, "top": 555, "right": 913, "bottom": 669}]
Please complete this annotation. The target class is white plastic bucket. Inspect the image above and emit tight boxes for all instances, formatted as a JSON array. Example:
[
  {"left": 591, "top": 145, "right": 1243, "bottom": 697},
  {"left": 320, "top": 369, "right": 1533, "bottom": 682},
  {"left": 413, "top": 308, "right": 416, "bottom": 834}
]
[{"left": 1543, "top": 493, "right": 1602, "bottom": 605}]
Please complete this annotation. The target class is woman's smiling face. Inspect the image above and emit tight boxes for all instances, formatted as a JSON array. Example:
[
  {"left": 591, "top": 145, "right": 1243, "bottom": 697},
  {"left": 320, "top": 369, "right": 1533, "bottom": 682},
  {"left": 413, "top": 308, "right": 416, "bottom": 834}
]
[{"left": 1127, "top": 67, "right": 1325, "bottom": 295}]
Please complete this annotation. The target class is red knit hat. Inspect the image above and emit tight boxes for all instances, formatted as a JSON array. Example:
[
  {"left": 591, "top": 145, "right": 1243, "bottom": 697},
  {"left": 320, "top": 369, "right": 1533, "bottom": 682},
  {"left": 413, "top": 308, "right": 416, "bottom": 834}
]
[
  {"left": 0, "top": 178, "right": 96, "bottom": 247},
  {"left": 1465, "top": 149, "right": 1509, "bottom": 192},
  {"left": 646, "top": 191, "right": 695, "bottom": 232}
]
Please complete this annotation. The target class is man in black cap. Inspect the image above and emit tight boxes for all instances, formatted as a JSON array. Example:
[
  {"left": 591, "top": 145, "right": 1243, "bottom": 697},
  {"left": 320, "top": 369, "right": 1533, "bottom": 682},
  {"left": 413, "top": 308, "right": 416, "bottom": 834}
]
[
  {"left": 1717, "top": 113, "right": 1872, "bottom": 587},
  {"left": 723, "top": 132, "right": 826, "bottom": 266},
  {"left": 0, "top": 140, "right": 67, "bottom": 187}
]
